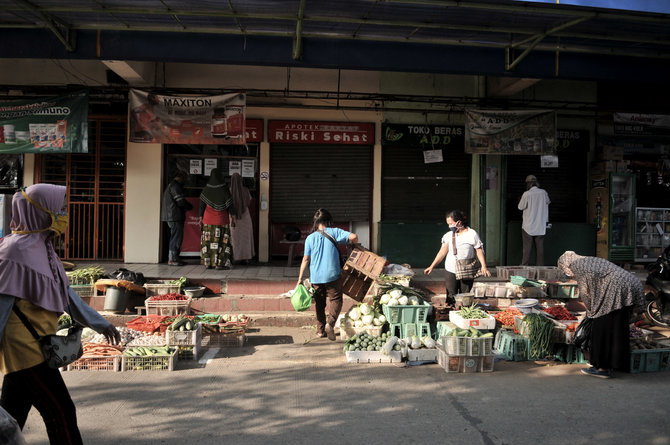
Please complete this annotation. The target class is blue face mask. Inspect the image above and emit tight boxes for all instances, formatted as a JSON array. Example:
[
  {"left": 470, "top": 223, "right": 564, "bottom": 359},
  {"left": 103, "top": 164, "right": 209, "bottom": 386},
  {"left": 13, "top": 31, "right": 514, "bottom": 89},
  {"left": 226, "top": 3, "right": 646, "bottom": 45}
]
[{"left": 449, "top": 225, "right": 458, "bottom": 232}]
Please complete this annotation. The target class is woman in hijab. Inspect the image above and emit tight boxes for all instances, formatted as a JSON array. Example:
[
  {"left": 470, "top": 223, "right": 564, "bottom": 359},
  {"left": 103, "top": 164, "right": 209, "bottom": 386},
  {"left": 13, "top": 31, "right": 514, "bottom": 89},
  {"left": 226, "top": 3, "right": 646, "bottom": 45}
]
[
  {"left": 229, "top": 173, "right": 255, "bottom": 265},
  {"left": 557, "top": 251, "right": 645, "bottom": 378},
  {"left": 0, "top": 184, "right": 119, "bottom": 444},
  {"left": 199, "top": 168, "right": 235, "bottom": 270}
]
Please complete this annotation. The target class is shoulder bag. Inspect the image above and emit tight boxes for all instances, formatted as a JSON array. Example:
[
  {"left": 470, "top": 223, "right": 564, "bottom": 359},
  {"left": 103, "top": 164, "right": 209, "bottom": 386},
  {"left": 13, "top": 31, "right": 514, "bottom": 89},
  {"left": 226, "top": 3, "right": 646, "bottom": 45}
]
[
  {"left": 318, "top": 230, "right": 346, "bottom": 267},
  {"left": 12, "top": 304, "right": 83, "bottom": 369},
  {"left": 452, "top": 232, "right": 482, "bottom": 280}
]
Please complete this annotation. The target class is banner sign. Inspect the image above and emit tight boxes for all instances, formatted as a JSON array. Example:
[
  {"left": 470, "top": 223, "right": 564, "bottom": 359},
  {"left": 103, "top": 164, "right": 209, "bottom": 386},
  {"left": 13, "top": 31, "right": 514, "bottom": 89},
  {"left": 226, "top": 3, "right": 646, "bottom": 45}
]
[
  {"left": 381, "top": 124, "right": 464, "bottom": 148},
  {"left": 613, "top": 112, "right": 670, "bottom": 136},
  {"left": 245, "top": 119, "right": 263, "bottom": 143},
  {"left": 268, "top": 120, "right": 374, "bottom": 145},
  {"left": 465, "top": 109, "right": 556, "bottom": 155},
  {"left": 129, "top": 89, "right": 246, "bottom": 144},
  {"left": 0, "top": 91, "right": 88, "bottom": 154}
]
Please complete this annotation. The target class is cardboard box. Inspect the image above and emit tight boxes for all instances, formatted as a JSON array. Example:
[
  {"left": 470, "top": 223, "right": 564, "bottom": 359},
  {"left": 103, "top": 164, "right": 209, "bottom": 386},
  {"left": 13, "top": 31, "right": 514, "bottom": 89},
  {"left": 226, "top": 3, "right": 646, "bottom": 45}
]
[{"left": 449, "top": 311, "right": 496, "bottom": 330}]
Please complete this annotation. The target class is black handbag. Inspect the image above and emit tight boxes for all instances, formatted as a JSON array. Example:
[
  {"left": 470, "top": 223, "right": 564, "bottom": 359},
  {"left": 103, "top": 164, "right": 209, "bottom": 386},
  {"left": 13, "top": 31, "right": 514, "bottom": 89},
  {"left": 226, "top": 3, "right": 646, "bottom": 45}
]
[
  {"left": 573, "top": 317, "right": 593, "bottom": 352},
  {"left": 12, "top": 304, "right": 83, "bottom": 369}
]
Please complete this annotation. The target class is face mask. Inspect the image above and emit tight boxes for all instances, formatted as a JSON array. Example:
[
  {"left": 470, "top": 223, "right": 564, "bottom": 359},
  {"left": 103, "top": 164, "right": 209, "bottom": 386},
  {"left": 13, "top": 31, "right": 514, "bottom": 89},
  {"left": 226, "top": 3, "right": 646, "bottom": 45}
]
[
  {"left": 449, "top": 225, "right": 458, "bottom": 233},
  {"left": 12, "top": 190, "right": 69, "bottom": 236}
]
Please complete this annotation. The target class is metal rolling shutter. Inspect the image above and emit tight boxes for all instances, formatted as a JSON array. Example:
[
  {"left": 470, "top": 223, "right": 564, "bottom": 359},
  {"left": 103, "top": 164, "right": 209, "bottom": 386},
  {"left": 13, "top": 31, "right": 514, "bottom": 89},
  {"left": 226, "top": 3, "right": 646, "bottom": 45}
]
[
  {"left": 270, "top": 144, "right": 372, "bottom": 222},
  {"left": 382, "top": 145, "right": 471, "bottom": 222}
]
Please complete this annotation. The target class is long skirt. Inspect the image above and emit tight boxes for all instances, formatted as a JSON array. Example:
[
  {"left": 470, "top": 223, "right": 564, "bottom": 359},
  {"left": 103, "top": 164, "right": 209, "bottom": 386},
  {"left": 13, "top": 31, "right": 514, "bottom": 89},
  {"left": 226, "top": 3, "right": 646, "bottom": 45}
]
[
  {"left": 590, "top": 306, "right": 632, "bottom": 372},
  {"left": 200, "top": 224, "right": 232, "bottom": 268},
  {"left": 230, "top": 211, "right": 255, "bottom": 261}
]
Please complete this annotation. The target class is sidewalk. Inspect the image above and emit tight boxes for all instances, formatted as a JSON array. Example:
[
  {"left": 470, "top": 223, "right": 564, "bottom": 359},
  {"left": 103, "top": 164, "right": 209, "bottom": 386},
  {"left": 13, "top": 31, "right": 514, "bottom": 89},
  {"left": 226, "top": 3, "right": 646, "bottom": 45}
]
[{"left": 20, "top": 326, "right": 670, "bottom": 445}]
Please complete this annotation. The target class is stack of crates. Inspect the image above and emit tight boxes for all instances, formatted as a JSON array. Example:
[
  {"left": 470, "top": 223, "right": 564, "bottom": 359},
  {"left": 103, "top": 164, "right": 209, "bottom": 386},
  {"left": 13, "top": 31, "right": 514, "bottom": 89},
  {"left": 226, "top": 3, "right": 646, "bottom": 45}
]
[
  {"left": 436, "top": 337, "right": 495, "bottom": 373},
  {"left": 494, "top": 329, "right": 530, "bottom": 361},
  {"left": 384, "top": 300, "right": 432, "bottom": 339}
]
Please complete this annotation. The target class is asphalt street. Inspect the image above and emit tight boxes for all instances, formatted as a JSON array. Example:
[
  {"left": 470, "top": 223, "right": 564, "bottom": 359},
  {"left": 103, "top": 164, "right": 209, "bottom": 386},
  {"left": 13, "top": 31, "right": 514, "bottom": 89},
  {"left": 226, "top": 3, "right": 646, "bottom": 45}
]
[{"left": 17, "top": 326, "right": 670, "bottom": 445}]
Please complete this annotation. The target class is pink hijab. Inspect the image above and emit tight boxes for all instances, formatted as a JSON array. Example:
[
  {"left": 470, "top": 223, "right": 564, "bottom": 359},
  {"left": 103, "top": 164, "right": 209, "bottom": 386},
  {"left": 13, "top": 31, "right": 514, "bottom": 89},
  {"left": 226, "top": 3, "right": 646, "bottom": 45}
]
[{"left": 0, "top": 184, "right": 70, "bottom": 312}]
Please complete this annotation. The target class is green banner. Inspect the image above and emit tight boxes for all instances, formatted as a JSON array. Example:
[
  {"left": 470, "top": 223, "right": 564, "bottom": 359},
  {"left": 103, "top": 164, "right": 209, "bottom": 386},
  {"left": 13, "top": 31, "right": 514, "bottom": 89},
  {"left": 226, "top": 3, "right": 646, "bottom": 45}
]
[{"left": 0, "top": 91, "right": 88, "bottom": 154}]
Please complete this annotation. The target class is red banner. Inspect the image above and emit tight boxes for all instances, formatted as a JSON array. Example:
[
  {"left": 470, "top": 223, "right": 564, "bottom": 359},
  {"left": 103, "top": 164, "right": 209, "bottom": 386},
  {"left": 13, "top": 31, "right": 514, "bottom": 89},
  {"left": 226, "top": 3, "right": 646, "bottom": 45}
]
[
  {"left": 268, "top": 120, "right": 374, "bottom": 145},
  {"left": 245, "top": 119, "right": 263, "bottom": 142}
]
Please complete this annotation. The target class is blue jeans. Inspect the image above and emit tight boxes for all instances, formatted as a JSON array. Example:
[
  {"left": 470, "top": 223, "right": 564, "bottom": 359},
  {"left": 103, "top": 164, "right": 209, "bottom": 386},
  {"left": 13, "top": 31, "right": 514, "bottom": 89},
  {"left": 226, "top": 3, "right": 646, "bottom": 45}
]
[{"left": 167, "top": 221, "right": 184, "bottom": 262}]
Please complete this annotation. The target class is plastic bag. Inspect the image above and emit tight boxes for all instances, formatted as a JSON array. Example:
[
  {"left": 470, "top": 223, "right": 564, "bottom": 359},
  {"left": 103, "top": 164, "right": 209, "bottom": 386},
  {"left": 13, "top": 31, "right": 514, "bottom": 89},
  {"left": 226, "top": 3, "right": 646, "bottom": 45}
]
[
  {"left": 110, "top": 268, "right": 146, "bottom": 286},
  {"left": 573, "top": 317, "right": 592, "bottom": 352},
  {"left": 290, "top": 284, "right": 312, "bottom": 312},
  {"left": 0, "top": 406, "right": 26, "bottom": 445}
]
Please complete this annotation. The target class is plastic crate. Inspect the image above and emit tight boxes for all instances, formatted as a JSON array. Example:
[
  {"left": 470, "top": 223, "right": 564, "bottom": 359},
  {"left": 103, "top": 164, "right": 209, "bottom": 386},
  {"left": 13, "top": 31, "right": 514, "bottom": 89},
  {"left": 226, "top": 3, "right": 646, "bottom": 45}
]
[
  {"left": 439, "top": 336, "right": 468, "bottom": 356},
  {"left": 70, "top": 284, "right": 96, "bottom": 298},
  {"left": 494, "top": 330, "right": 530, "bottom": 361},
  {"left": 399, "top": 322, "right": 430, "bottom": 339},
  {"left": 496, "top": 266, "right": 534, "bottom": 280},
  {"left": 143, "top": 280, "right": 181, "bottom": 297},
  {"left": 67, "top": 355, "right": 121, "bottom": 371},
  {"left": 176, "top": 344, "right": 200, "bottom": 361},
  {"left": 121, "top": 350, "right": 177, "bottom": 371},
  {"left": 439, "top": 336, "right": 493, "bottom": 356},
  {"left": 436, "top": 321, "right": 458, "bottom": 338},
  {"left": 630, "top": 345, "right": 670, "bottom": 373},
  {"left": 382, "top": 301, "right": 431, "bottom": 324},
  {"left": 436, "top": 349, "right": 482, "bottom": 373},
  {"left": 202, "top": 330, "right": 246, "bottom": 348},
  {"left": 407, "top": 348, "right": 438, "bottom": 362},
  {"left": 448, "top": 311, "right": 496, "bottom": 330},
  {"left": 480, "top": 355, "right": 495, "bottom": 372},
  {"left": 166, "top": 323, "right": 202, "bottom": 346},
  {"left": 468, "top": 337, "right": 494, "bottom": 356},
  {"left": 553, "top": 344, "right": 588, "bottom": 364},
  {"left": 534, "top": 266, "right": 559, "bottom": 281},
  {"left": 145, "top": 296, "right": 192, "bottom": 316},
  {"left": 345, "top": 350, "right": 402, "bottom": 363},
  {"left": 126, "top": 315, "right": 167, "bottom": 334},
  {"left": 546, "top": 281, "right": 580, "bottom": 299}
]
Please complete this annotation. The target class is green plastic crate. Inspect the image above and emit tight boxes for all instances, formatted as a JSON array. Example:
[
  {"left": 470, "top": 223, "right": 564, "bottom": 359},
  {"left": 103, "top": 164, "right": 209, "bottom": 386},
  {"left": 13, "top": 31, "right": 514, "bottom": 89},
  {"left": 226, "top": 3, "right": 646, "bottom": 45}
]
[
  {"left": 495, "top": 330, "right": 529, "bottom": 361},
  {"left": 382, "top": 301, "right": 431, "bottom": 324},
  {"left": 630, "top": 347, "right": 670, "bottom": 373}
]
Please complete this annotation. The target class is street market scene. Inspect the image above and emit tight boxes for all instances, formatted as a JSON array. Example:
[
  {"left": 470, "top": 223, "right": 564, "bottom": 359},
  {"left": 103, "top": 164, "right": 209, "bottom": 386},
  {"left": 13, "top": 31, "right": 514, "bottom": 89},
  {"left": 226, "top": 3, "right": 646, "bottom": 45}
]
[{"left": 1, "top": 1, "right": 670, "bottom": 444}]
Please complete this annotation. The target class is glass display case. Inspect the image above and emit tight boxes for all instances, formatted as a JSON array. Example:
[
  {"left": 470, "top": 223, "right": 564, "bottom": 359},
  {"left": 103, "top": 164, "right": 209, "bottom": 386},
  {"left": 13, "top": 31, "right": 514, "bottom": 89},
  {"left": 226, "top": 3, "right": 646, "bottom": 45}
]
[
  {"left": 635, "top": 207, "right": 670, "bottom": 262},
  {"left": 608, "top": 173, "right": 636, "bottom": 262}
]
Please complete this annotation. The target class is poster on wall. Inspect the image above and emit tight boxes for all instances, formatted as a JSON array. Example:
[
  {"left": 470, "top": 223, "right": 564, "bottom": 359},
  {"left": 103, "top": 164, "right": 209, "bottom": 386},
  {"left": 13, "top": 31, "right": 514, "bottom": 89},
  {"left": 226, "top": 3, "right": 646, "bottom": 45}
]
[
  {"left": 613, "top": 112, "right": 670, "bottom": 136},
  {"left": 465, "top": 109, "right": 556, "bottom": 155},
  {"left": 241, "top": 159, "right": 255, "bottom": 177},
  {"left": 0, "top": 91, "right": 88, "bottom": 154},
  {"left": 381, "top": 123, "right": 464, "bottom": 149},
  {"left": 129, "top": 89, "right": 246, "bottom": 144}
]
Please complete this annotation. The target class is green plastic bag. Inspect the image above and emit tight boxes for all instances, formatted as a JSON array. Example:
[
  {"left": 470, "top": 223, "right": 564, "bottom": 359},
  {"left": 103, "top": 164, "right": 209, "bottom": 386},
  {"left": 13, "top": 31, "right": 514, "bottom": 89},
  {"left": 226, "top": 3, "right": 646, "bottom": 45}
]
[{"left": 291, "top": 284, "right": 312, "bottom": 312}]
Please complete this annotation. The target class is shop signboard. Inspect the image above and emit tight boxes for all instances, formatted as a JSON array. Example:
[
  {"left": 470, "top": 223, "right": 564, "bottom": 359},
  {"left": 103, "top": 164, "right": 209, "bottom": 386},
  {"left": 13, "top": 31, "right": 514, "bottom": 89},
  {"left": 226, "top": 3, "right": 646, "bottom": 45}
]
[
  {"left": 613, "top": 112, "right": 670, "bottom": 136},
  {"left": 0, "top": 91, "right": 88, "bottom": 154},
  {"left": 381, "top": 123, "right": 464, "bottom": 148},
  {"left": 465, "top": 109, "right": 556, "bottom": 155},
  {"left": 268, "top": 120, "right": 374, "bottom": 145},
  {"left": 129, "top": 89, "right": 246, "bottom": 144}
]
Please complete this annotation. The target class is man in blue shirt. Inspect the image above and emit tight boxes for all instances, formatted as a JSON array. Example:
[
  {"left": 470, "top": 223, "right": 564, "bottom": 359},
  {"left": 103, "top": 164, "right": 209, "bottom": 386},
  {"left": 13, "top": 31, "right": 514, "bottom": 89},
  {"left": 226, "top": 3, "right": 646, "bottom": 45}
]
[{"left": 297, "top": 209, "right": 358, "bottom": 341}]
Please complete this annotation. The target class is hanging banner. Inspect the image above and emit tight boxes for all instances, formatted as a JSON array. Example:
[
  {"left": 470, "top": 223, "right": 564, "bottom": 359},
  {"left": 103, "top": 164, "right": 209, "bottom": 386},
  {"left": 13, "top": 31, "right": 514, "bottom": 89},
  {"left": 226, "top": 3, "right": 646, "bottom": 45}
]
[
  {"left": 613, "top": 112, "right": 670, "bottom": 136},
  {"left": 465, "top": 109, "right": 556, "bottom": 155},
  {"left": 0, "top": 91, "right": 88, "bottom": 154},
  {"left": 129, "top": 89, "right": 246, "bottom": 144}
]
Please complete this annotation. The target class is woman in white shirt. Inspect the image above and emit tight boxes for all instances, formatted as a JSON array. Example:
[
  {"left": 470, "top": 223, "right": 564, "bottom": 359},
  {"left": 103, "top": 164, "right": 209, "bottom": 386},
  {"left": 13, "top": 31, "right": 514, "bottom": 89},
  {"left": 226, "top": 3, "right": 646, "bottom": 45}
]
[{"left": 424, "top": 210, "right": 491, "bottom": 300}]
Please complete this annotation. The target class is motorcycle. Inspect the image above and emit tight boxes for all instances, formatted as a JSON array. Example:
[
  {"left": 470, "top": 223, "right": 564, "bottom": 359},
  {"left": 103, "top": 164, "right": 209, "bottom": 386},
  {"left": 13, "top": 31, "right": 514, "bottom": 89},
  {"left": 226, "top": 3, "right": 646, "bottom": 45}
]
[{"left": 645, "top": 245, "right": 670, "bottom": 328}]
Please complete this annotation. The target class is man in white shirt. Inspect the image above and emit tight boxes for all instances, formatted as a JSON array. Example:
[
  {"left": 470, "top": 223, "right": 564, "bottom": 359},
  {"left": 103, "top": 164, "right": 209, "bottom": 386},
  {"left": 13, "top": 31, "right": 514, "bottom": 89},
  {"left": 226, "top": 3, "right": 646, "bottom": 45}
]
[{"left": 518, "top": 174, "right": 551, "bottom": 266}]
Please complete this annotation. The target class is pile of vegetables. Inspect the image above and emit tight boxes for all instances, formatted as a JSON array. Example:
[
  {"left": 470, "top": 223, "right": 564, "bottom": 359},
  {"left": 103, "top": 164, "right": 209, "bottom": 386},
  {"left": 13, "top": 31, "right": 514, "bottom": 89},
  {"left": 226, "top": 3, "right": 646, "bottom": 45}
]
[
  {"left": 169, "top": 276, "right": 188, "bottom": 292},
  {"left": 148, "top": 293, "right": 189, "bottom": 301},
  {"left": 88, "top": 327, "right": 164, "bottom": 346},
  {"left": 542, "top": 306, "right": 577, "bottom": 320},
  {"left": 457, "top": 304, "right": 490, "bottom": 319},
  {"left": 492, "top": 308, "right": 523, "bottom": 326},
  {"left": 67, "top": 265, "right": 105, "bottom": 285},
  {"left": 123, "top": 346, "right": 174, "bottom": 357},
  {"left": 57, "top": 313, "right": 73, "bottom": 330},
  {"left": 522, "top": 313, "right": 554, "bottom": 358},
  {"left": 167, "top": 316, "right": 197, "bottom": 331},
  {"left": 344, "top": 332, "right": 395, "bottom": 352},
  {"left": 220, "top": 314, "right": 249, "bottom": 324},
  {"left": 344, "top": 302, "right": 386, "bottom": 329},
  {"left": 194, "top": 314, "right": 222, "bottom": 324},
  {"left": 376, "top": 283, "right": 428, "bottom": 306},
  {"left": 443, "top": 326, "right": 493, "bottom": 338}
]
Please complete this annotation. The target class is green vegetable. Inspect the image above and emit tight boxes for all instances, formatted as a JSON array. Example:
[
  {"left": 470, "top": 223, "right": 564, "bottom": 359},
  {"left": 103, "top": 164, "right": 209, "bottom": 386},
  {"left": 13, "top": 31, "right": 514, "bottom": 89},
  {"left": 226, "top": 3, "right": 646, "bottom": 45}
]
[
  {"left": 66, "top": 265, "right": 105, "bottom": 285},
  {"left": 524, "top": 313, "right": 554, "bottom": 359},
  {"left": 457, "top": 304, "right": 489, "bottom": 320}
]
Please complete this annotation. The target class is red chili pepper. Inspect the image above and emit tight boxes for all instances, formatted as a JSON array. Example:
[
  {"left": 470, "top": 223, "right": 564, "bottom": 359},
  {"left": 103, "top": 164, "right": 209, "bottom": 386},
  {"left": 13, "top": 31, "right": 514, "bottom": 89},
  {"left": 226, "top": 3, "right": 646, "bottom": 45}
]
[
  {"left": 148, "top": 293, "right": 188, "bottom": 301},
  {"left": 542, "top": 306, "right": 576, "bottom": 320}
]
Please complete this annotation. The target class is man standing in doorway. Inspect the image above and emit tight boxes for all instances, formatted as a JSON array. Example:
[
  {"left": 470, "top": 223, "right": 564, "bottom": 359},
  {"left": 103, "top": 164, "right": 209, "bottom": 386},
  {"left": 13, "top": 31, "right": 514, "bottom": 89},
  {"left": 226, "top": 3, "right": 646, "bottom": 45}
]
[
  {"left": 518, "top": 174, "right": 550, "bottom": 266},
  {"left": 161, "top": 170, "right": 193, "bottom": 266}
]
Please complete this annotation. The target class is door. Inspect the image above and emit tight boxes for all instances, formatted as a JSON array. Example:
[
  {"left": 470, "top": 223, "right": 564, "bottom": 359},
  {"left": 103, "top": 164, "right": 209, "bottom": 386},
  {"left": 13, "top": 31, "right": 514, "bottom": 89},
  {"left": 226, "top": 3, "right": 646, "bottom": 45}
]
[{"left": 37, "top": 117, "right": 126, "bottom": 260}]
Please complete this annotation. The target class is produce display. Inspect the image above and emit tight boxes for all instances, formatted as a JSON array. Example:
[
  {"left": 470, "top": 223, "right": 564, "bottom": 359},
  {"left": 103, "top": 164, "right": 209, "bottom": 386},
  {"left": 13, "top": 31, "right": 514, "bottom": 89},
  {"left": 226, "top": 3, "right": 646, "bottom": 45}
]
[
  {"left": 457, "top": 304, "right": 490, "bottom": 319},
  {"left": 66, "top": 265, "right": 105, "bottom": 285},
  {"left": 492, "top": 308, "right": 523, "bottom": 326},
  {"left": 344, "top": 302, "right": 386, "bottom": 329},
  {"left": 521, "top": 313, "right": 554, "bottom": 358},
  {"left": 88, "top": 327, "right": 165, "bottom": 346},
  {"left": 442, "top": 326, "right": 493, "bottom": 338},
  {"left": 123, "top": 346, "right": 174, "bottom": 357},
  {"left": 148, "top": 293, "right": 189, "bottom": 301},
  {"left": 167, "top": 316, "right": 197, "bottom": 331},
  {"left": 542, "top": 306, "right": 577, "bottom": 320}
]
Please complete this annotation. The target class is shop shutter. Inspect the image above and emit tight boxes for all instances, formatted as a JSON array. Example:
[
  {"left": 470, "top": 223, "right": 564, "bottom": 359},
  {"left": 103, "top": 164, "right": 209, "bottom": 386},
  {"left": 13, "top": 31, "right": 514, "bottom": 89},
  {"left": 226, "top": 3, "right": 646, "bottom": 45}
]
[
  {"left": 270, "top": 144, "right": 371, "bottom": 222},
  {"left": 382, "top": 145, "right": 471, "bottom": 222},
  {"left": 505, "top": 146, "right": 588, "bottom": 223}
]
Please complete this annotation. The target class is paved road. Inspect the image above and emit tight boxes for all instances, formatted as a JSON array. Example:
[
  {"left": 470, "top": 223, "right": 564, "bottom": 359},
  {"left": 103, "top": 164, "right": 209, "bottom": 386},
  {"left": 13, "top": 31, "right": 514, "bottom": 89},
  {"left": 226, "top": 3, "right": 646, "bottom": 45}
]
[{"left": 18, "top": 326, "right": 670, "bottom": 445}]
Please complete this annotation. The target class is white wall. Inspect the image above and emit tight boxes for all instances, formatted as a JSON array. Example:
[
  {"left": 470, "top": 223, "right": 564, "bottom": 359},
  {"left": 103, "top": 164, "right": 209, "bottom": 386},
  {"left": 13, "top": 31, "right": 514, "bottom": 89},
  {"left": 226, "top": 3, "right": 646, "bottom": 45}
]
[{"left": 125, "top": 140, "right": 162, "bottom": 263}]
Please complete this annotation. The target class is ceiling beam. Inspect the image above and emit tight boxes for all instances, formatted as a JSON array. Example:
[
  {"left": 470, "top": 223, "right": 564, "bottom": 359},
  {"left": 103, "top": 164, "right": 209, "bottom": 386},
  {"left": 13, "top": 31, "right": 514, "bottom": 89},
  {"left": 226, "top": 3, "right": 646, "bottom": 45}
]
[
  {"left": 487, "top": 77, "right": 541, "bottom": 97},
  {"left": 101, "top": 61, "right": 153, "bottom": 86},
  {"left": 14, "top": 0, "right": 75, "bottom": 51},
  {"left": 292, "top": 0, "right": 306, "bottom": 60}
]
